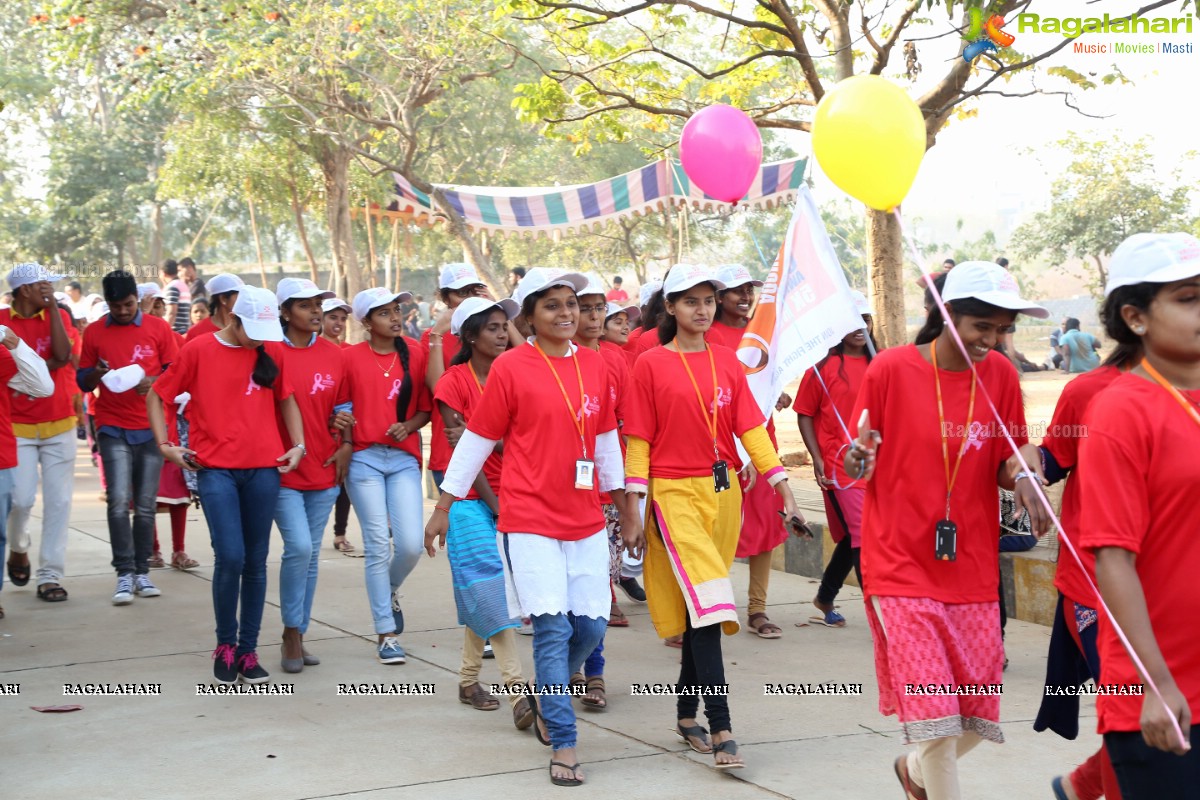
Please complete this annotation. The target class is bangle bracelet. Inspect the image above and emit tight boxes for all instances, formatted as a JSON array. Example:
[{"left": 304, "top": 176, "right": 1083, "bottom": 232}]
[
  {"left": 434, "top": 504, "right": 452, "bottom": 514},
  {"left": 1014, "top": 470, "right": 1038, "bottom": 484}
]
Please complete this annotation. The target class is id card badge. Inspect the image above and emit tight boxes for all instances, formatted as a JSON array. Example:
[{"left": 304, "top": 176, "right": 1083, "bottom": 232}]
[
  {"left": 712, "top": 460, "right": 730, "bottom": 493},
  {"left": 935, "top": 519, "right": 957, "bottom": 561},
  {"left": 574, "top": 459, "right": 595, "bottom": 490}
]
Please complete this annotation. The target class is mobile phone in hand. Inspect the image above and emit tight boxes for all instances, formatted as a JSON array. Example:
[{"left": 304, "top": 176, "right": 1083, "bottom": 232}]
[{"left": 779, "top": 511, "right": 815, "bottom": 539}]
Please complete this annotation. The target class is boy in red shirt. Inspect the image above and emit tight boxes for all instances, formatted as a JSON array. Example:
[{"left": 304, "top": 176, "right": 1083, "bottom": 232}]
[
  {"left": 78, "top": 270, "right": 179, "bottom": 605},
  {"left": 2, "top": 263, "right": 76, "bottom": 602}
]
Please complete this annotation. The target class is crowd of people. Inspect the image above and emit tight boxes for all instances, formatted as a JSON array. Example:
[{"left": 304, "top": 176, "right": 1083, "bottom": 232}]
[{"left": 0, "top": 236, "right": 1197, "bottom": 797}]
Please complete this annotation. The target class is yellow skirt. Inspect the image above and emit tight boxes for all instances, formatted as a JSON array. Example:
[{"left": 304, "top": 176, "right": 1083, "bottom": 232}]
[{"left": 644, "top": 476, "right": 743, "bottom": 639}]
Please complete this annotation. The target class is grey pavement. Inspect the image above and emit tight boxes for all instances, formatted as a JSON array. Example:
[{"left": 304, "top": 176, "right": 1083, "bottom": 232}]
[{"left": 0, "top": 446, "right": 1101, "bottom": 799}]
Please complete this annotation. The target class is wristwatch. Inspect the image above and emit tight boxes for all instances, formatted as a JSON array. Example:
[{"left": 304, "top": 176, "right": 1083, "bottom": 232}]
[{"left": 293, "top": 443, "right": 307, "bottom": 456}]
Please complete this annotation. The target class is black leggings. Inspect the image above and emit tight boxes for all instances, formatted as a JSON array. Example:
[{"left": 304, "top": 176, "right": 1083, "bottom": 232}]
[
  {"left": 1105, "top": 726, "right": 1200, "bottom": 799},
  {"left": 333, "top": 485, "right": 351, "bottom": 537},
  {"left": 816, "top": 536, "right": 861, "bottom": 606},
  {"left": 676, "top": 617, "right": 731, "bottom": 734}
]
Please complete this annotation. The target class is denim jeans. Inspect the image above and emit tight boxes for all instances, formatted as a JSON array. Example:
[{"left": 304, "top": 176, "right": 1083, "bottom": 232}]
[
  {"left": 197, "top": 468, "right": 280, "bottom": 655},
  {"left": 0, "top": 467, "right": 14, "bottom": 594},
  {"left": 99, "top": 433, "right": 164, "bottom": 576},
  {"left": 532, "top": 612, "right": 608, "bottom": 751},
  {"left": 9, "top": 429, "right": 76, "bottom": 586},
  {"left": 275, "top": 485, "right": 340, "bottom": 633},
  {"left": 345, "top": 446, "right": 424, "bottom": 634}
]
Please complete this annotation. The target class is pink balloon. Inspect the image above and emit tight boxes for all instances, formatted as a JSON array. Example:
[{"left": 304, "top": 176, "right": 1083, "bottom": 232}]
[{"left": 679, "top": 105, "right": 763, "bottom": 204}]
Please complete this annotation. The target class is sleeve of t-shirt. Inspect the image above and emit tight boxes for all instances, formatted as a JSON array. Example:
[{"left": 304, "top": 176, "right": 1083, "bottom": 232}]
[
  {"left": 621, "top": 355, "right": 658, "bottom": 442},
  {"left": 731, "top": 366, "right": 767, "bottom": 437},
  {"left": 79, "top": 324, "right": 98, "bottom": 371},
  {"left": 792, "top": 367, "right": 822, "bottom": 417},
  {"left": 334, "top": 352, "right": 350, "bottom": 407},
  {"left": 469, "top": 358, "right": 514, "bottom": 441},
  {"left": 1042, "top": 386, "right": 1081, "bottom": 469},
  {"left": 153, "top": 342, "right": 195, "bottom": 402},
  {"left": 0, "top": 348, "right": 18, "bottom": 384},
  {"left": 596, "top": 359, "right": 618, "bottom": 435},
  {"left": 166, "top": 285, "right": 180, "bottom": 305},
  {"left": 1078, "top": 401, "right": 1150, "bottom": 555},
  {"left": 409, "top": 343, "right": 431, "bottom": 414},
  {"left": 433, "top": 369, "right": 467, "bottom": 417},
  {"left": 270, "top": 347, "right": 294, "bottom": 402}
]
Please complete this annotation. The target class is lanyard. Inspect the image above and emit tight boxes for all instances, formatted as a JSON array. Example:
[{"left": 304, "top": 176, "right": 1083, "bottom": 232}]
[
  {"left": 931, "top": 339, "right": 977, "bottom": 519},
  {"left": 674, "top": 339, "right": 720, "bottom": 459},
  {"left": 533, "top": 341, "right": 588, "bottom": 459},
  {"left": 1140, "top": 359, "right": 1200, "bottom": 428},
  {"left": 467, "top": 361, "right": 485, "bottom": 396}
]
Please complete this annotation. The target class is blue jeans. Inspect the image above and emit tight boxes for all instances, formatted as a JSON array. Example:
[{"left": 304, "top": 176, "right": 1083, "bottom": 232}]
[
  {"left": 98, "top": 433, "right": 164, "bottom": 576},
  {"left": 197, "top": 468, "right": 280, "bottom": 655},
  {"left": 275, "top": 485, "right": 340, "bottom": 632},
  {"left": 345, "top": 446, "right": 424, "bottom": 634},
  {"left": 431, "top": 470, "right": 444, "bottom": 491},
  {"left": 0, "top": 467, "right": 13, "bottom": 594},
  {"left": 532, "top": 612, "right": 608, "bottom": 751}
]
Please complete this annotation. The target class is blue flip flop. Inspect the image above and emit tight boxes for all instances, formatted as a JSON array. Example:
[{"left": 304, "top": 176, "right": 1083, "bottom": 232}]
[
  {"left": 810, "top": 609, "right": 846, "bottom": 628},
  {"left": 1051, "top": 776, "right": 1070, "bottom": 800}
]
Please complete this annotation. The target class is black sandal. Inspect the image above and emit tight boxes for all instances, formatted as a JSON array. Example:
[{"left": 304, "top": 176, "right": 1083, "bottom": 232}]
[
  {"left": 711, "top": 738, "right": 744, "bottom": 770},
  {"left": 7, "top": 558, "right": 30, "bottom": 587},
  {"left": 527, "top": 683, "right": 551, "bottom": 746},
  {"left": 675, "top": 722, "right": 712, "bottom": 753},
  {"left": 37, "top": 584, "right": 68, "bottom": 602},
  {"left": 549, "top": 760, "right": 583, "bottom": 787}
]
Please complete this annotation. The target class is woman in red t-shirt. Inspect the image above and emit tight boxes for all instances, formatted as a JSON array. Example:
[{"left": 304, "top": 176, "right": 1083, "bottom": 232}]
[
  {"left": 794, "top": 292, "right": 875, "bottom": 628},
  {"left": 623, "top": 265, "right": 802, "bottom": 771},
  {"left": 320, "top": 297, "right": 356, "bottom": 555},
  {"left": 149, "top": 286, "right": 305, "bottom": 686},
  {"left": 845, "top": 263, "right": 1051, "bottom": 800},
  {"left": 273, "top": 279, "right": 351, "bottom": 673},
  {"left": 342, "top": 288, "right": 432, "bottom": 667},
  {"left": 424, "top": 269, "right": 640, "bottom": 787},
  {"left": 1077, "top": 232, "right": 1200, "bottom": 796},
  {"left": 602, "top": 302, "right": 638, "bottom": 347},
  {"left": 428, "top": 297, "right": 532, "bottom": 727}
]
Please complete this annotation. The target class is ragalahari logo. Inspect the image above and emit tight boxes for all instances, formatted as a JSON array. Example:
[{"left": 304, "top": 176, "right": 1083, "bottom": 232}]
[{"left": 962, "top": 8, "right": 1016, "bottom": 62}]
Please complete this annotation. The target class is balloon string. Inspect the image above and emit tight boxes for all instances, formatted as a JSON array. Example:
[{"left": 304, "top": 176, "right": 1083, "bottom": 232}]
[
  {"left": 747, "top": 226, "right": 772, "bottom": 270},
  {"left": 891, "top": 208, "right": 1188, "bottom": 752}
]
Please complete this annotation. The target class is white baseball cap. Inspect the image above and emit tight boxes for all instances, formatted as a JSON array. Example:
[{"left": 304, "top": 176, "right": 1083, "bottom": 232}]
[
  {"left": 276, "top": 277, "right": 335, "bottom": 305},
  {"left": 450, "top": 296, "right": 519, "bottom": 336},
  {"left": 511, "top": 267, "right": 589, "bottom": 308},
  {"left": 351, "top": 287, "right": 414, "bottom": 322},
  {"left": 206, "top": 273, "right": 245, "bottom": 296},
  {"left": 439, "top": 262, "right": 484, "bottom": 291},
  {"left": 942, "top": 262, "right": 1048, "bottom": 319},
  {"left": 638, "top": 280, "right": 663, "bottom": 306},
  {"left": 231, "top": 285, "right": 285, "bottom": 342},
  {"left": 850, "top": 290, "right": 872, "bottom": 316},
  {"left": 87, "top": 301, "right": 110, "bottom": 324},
  {"left": 576, "top": 273, "right": 608, "bottom": 299},
  {"left": 137, "top": 282, "right": 165, "bottom": 301},
  {"left": 1105, "top": 232, "right": 1200, "bottom": 297},
  {"left": 101, "top": 364, "right": 146, "bottom": 394},
  {"left": 605, "top": 302, "right": 641, "bottom": 327},
  {"left": 718, "top": 264, "right": 763, "bottom": 290},
  {"left": 663, "top": 264, "right": 727, "bottom": 296},
  {"left": 8, "top": 263, "right": 66, "bottom": 290},
  {"left": 321, "top": 297, "right": 352, "bottom": 315}
]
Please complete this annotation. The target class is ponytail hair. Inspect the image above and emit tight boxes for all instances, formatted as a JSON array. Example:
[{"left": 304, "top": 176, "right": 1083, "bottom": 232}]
[
  {"left": 392, "top": 337, "right": 412, "bottom": 423},
  {"left": 253, "top": 345, "right": 279, "bottom": 389},
  {"left": 914, "top": 297, "right": 1007, "bottom": 345},
  {"left": 640, "top": 290, "right": 665, "bottom": 333}
]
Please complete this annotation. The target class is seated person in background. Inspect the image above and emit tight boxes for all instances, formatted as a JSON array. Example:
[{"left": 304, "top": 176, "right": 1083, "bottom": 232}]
[{"left": 1059, "top": 317, "right": 1100, "bottom": 373}]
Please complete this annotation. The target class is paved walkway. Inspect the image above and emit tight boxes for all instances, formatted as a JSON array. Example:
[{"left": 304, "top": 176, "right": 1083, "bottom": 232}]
[{"left": 0, "top": 446, "right": 1101, "bottom": 799}]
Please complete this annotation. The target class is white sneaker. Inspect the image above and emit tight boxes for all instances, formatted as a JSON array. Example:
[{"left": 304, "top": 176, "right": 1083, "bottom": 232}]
[
  {"left": 518, "top": 618, "right": 534, "bottom": 636},
  {"left": 112, "top": 575, "right": 134, "bottom": 606},
  {"left": 133, "top": 574, "right": 161, "bottom": 598}
]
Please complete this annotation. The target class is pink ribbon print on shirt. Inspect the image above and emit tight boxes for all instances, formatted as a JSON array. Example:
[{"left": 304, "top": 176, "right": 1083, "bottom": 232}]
[
  {"left": 131, "top": 344, "right": 154, "bottom": 363},
  {"left": 310, "top": 373, "right": 335, "bottom": 395},
  {"left": 386, "top": 378, "right": 403, "bottom": 401},
  {"left": 245, "top": 378, "right": 262, "bottom": 396}
]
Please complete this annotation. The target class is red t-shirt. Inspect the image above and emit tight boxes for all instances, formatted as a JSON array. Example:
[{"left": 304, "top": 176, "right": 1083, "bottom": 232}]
[
  {"left": 851, "top": 345, "right": 1028, "bottom": 603},
  {"left": 597, "top": 341, "right": 629, "bottom": 426},
  {"left": 467, "top": 342, "right": 616, "bottom": 540},
  {"left": 624, "top": 344, "right": 765, "bottom": 478},
  {"left": 420, "top": 328, "right": 461, "bottom": 472},
  {"left": 341, "top": 339, "right": 431, "bottom": 462},
  {"left": 79, "top": 314, "right": 179, "bottom": 430},
  {"left": 276, "top": 337, "right": 348, "bottom": 491},
  {"left": 793, "top": 353, "right": 869, "bottom": 487},
  {"left": 185, "top": 316, "right": 217, "bottom": 342},
  {"left": 434, "top": 363, "right": 502, "bottom": 501},
  {"left": 152, "top": 335, "right": 294, "bottom": 469},
  {"left": 1040, "top": 365, "right": 1122, "bottom": 607},
  {"left": 1078, "top": 373, "right": 1200, "bottom": 734},
  {"left": 605, "top": 288, "right": 629, "bottom": 302},
  {"left": 0, "top": 307, "right": 78, "bottom": 425},
  {"left": 634, "top": 327, "right": 662, "bottom": 360},
  {"left": 624, "top": 326, "right": 645, "bottom": 353},
  {"left": 705, "top": 319, "right": 744, "bottom": 351},
  {"left": 0, "top": 350, "right": 20, "bottom": 468}
]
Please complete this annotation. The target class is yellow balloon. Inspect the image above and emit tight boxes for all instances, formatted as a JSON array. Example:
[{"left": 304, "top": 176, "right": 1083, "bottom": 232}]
[{"left": 812, "top": 75, "right": 926, "bottom": 211}]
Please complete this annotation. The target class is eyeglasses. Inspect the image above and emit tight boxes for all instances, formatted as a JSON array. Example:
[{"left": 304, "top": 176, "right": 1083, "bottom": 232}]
[{"left": 578, "top": 303, "right": 606, "bottom": 315}]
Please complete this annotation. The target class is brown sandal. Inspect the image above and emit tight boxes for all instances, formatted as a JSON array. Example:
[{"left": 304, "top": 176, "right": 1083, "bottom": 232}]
[
  {"left": 581, "top": 676, "right": 606, "bottom": 710},
  {"left": 458, "top": 682, "right": 499, "bottom": 711},
  {"left": 747, "top": 612, "right": 783, "bottom": 639},
  {"left": 894, "top": 754, "right": 928, "bottom": 800},
  {"left": 512, "top": 695, "right": 535, "bottom": 730}
]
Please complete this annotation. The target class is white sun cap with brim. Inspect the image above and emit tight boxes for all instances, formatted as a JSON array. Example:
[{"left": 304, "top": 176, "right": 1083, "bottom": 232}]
[
  {"left": 605, "top": 302, "right": 641, "bottom": 327},
  {"left": 1105, "top": 232, "right": 1200, "bottom": 298},
  {"left": 450, "top": 296, "right": 519, "bottom": 336},
  {"left": 576, "top": 273, "right": 608, "bottom": 299},
  {"left": 942, "top": 261, "right": 1048, "bottom": 319},
  {"left": 137, "top": 282, "right": 165, "bottom": 301},
  {"left": 232, "top": 285, "right": 285, "bottom": 342},
  {"left": 637, "top": 280, "right": 663, "bottom": 307},
  {"left": 850, "top": 289, "right": 872, "bottom": 316},
  {"left": 439, "top": 262, "right": 484, "bottom": 291},
  {"left": 7, "top": 263, "right": 66, "bottom": 291},
  {"left": 351, "top": 287, "right": 415, "bottom": 322},
  {"left": 321, "top": 297, "right": 352, "bottom": 315},
  {"left": 663, "top": 263, "right": 727, "bottom": 296},
  {"left": 511, "top": 267, "right": 589, "bottom": 308},
  {"left": 206, "top": 273, "right": 245, "bottom": 296},
  {"left": 276, "top": 277, "right": 335, "bottom": 305},
  {"left": 718, "top": 264, "right": 763, "bottom": 290}
]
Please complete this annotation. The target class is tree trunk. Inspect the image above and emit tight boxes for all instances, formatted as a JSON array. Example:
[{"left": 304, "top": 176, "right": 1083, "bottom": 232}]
[
  {"left": 288, "top": 184, "right": 320, "bottom": 285},
  {"left": 269, "top": 224, "right": 284, "bottom": 269},
  {"left": 125, "top": 233, "right": 142, "bottom": 271},
  {"left": 865, "top": 208, "right": 907, "bottom": 349},
  {"left": 319, "top": 146, "right": 363, "bottom": 338},
  {"left": 247, "top": 195, "right": 268, "bottom": 287}
]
